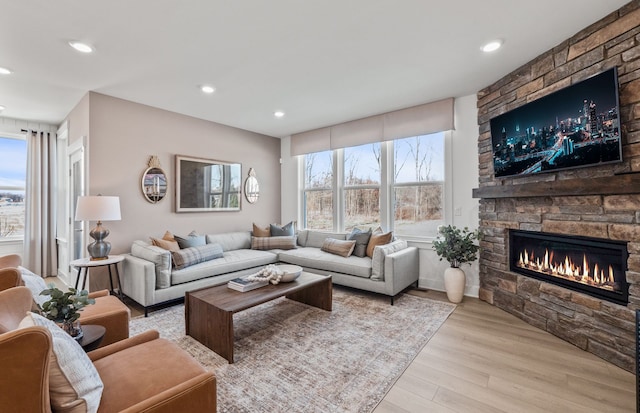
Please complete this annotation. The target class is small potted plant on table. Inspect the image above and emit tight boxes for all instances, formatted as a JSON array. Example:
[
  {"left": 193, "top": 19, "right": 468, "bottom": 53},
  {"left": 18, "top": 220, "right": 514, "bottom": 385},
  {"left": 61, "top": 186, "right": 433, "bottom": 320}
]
[
  {"left": 39, "top": 284, "right": 95, "bottom": 340},
  {"left": 433, "top": 225, "right": 481, "bottom": 303}
]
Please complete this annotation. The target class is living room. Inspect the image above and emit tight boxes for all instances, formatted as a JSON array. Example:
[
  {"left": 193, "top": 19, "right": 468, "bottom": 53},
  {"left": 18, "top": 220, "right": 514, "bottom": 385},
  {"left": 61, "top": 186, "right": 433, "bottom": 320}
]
[{"left": 0, "top": 1, "right": 638, "bottom": 412}]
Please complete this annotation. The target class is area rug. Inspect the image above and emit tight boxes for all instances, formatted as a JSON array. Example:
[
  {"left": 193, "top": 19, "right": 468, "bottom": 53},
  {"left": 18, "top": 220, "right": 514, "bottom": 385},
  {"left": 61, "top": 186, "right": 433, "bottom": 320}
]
[{"left": 130, "top": 288, "right": 455, "bottom": 413}]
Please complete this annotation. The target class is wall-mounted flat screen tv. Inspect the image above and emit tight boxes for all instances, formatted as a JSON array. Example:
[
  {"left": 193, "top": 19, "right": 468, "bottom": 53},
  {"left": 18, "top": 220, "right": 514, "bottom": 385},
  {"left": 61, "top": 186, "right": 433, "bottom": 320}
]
[{"left": 490, "top": 67, "right": 621, "bottom": 178}]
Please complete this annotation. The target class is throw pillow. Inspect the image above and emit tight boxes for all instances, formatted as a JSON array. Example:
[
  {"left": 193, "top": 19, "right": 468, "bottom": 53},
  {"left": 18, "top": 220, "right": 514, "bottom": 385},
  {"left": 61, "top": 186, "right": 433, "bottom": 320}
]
[
  {"left": 174, "top": 230, "right": 206, "bottom": 249},
  {"left": 366, "top": 229, "right": 393, "bottom": 258},
  {"left": 171, "top": 243, "right": 224, "bottom": 270},
  {"left": 19, "top": 312, "right": 104, "bottom": 413},
  {"left": 150, "top": 230, "right": 180, "bottom": 252},
  {"left": 251, "top": 236, "right": 297, "bottom": 251},
  {"left": 347, "top": 228, "right": 372, "bottom": 258},
  {"left": 371, "top": 239, "right": 408, "bottom": 281},
  {"left": 18, "top": 266, "right": 48, "bottom": 307},
  {"left": 252, "top": 223, "right": 271, "bottom": 237},
  {"left": 321, "top": 238, "right": 356, "bottom": 258},
  {"left": 270, "top": 221, "right": 294, "bottom": 236}
]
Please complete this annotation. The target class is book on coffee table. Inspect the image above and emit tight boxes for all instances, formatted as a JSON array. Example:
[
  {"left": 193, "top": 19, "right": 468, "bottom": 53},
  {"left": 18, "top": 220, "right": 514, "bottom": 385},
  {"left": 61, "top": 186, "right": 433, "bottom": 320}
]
[{"left": 227, "top": 276, "right": 268, "bottom": 292}]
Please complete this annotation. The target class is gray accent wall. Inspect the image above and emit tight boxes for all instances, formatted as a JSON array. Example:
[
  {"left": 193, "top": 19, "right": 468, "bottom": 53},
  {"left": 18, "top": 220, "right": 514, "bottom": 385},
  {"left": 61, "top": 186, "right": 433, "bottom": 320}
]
[{"left": 66, "top": 92, "right": 281, "bottom": 256}]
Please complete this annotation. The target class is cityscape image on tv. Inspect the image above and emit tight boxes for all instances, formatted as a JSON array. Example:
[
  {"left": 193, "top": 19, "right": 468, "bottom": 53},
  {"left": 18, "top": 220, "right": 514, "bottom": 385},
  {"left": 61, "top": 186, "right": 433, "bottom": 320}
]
[{"left": 491, "top": 68, "right": 621, "bottom": 178}]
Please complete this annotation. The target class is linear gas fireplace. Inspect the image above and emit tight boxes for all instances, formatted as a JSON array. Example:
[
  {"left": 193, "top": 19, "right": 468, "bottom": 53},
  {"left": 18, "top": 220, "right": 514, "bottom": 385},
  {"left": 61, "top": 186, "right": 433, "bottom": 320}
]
[{"left": 509, "top": 230, "right": 629, "bottom": 305}]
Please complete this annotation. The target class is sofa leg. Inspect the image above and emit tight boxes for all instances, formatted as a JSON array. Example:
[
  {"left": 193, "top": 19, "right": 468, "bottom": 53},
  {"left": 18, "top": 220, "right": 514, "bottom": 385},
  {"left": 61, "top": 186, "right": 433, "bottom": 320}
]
[
  {"left": 144, "top": 307, "right": 149, "bottom": 317},
  {"left": 390, "top": 296, "right": 394, "bottom": 306}
]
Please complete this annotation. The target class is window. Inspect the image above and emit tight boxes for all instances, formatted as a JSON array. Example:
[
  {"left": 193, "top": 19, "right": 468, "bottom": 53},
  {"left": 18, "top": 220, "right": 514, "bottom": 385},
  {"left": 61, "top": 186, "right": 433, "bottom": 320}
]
[
  {"left": 303, "top": 151, "right": 333, "bottom": 231},
  {"left": 392, "top": 133, "right": 445, "bottom": 237},
  {"left": 343, "top": 143, "right": 380, "bottom": 231},
  {"left": 301, "top": 132, "right": 447, "bottom": 238},
  {"left": 0, "top": 135, "right": 27, "bottom": 240}
]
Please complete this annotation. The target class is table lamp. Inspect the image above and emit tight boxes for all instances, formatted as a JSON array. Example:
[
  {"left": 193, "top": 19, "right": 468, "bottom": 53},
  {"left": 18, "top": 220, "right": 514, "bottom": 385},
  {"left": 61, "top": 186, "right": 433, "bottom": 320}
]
[{"left": 75, "top": 195, "right": 121, "bottom": 260}]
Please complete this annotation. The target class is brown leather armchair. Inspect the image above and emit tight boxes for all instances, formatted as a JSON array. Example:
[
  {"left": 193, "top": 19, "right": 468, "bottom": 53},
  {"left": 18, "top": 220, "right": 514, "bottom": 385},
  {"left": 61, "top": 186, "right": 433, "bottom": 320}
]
[
  {"left": 0, "top": 255, "right": 130, "bottom": 347},
  {"left": 0, "top": 287, "right": 216, "bottom": 413}
]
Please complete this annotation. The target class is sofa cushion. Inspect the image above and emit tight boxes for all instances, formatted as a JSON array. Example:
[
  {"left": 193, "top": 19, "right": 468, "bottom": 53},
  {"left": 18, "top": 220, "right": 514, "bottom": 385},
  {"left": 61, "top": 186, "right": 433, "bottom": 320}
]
[
  {"left": 131, "top": 241, "right": 172, "bottom": 289},
  {"left": 20, "top": 312, "right": 104, "bottom": 413},
  {"left": 305, "top": 231, "right": 347, "bottom": 248},
  {"left": 252, "top": 223, "right": 270, "bottom": 237},
  {"left": 270, "top": 221, "right": 294, "bottom": 236},
  {"left": 296, "top": 230, "right": 309, "bottom": 247},
  {"left": 150, "top": 231, "right": 180, "bottom": 252},
  {"left": 278, "top": 248, "right": 371, "bottom": 278},
  {"left": 371, "top": 239, "right": 408, "bottom": 281},
  {"left": 206, "top": 231, "right": 251, "bottom": 251},
  {"left": 321, "top": 238, "right": 356, "bottom": 257},
  {"left": 175, "top": 231, "right": 206, "bottom": 249},
  {"left": 347, "top": 228, "right": 372, "bottom": 258},
  {"left": 171, "top": 244, "right": 224, "bottom": 270},
  {"left": 171, "top": 249, "right": 278, "bottom": 285},
  {"left": 366, "top": 230, "right": 393, "bottom": 258},
  {"left": 251, "top": 236, "right": 297, "bottom": 251}
]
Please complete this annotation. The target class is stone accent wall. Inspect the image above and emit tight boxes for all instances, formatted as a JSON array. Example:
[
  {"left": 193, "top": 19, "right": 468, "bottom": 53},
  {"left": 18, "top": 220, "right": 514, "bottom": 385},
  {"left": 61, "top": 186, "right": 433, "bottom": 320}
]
[{"left": 476, "top": 2, "right": 640, "bottom": 372}]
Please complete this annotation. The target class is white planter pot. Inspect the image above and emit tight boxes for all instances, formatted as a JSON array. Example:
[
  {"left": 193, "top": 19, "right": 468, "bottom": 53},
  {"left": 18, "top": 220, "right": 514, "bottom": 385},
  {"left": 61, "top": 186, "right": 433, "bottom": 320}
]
[{"left": 444, "top": 267, "right": 466, "bottom": 303}]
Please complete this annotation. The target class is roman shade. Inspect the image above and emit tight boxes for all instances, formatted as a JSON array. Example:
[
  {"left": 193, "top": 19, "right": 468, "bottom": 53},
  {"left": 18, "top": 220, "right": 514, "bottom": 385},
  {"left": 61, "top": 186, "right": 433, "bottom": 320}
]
[
  {"left": 290, "top": 127, "right": 331, "bottom": 156},
  {"left": 290, "top": 98, "right": 454, "bottom": 156},
  {"left": 330, "top": 115, "right": 384, "bottom": 150}
]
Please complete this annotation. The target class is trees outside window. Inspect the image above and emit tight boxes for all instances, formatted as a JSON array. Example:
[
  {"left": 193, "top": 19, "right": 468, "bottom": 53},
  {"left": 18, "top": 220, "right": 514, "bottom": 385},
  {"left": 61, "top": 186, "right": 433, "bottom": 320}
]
[
  {"left": 302, "top": 132, "right": 446, "bottom": 238},
  {"left": 303, "top": 151, "right": 333, "bottom": 231},
  {"left": 344, "top": 143, "right": 380, "bottom": 231},
  {"left": 393, "top": 133, "right": 445, "bottom": 237},
  {"left": 0, "top": 136, "right": 27, "bottom": 240}
]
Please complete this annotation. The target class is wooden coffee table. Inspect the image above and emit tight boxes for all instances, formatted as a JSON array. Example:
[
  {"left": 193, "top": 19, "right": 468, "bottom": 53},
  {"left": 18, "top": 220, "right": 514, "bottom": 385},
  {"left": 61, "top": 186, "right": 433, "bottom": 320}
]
[{"left": 185, "top": 272, "right": 332, "bottom": 363}]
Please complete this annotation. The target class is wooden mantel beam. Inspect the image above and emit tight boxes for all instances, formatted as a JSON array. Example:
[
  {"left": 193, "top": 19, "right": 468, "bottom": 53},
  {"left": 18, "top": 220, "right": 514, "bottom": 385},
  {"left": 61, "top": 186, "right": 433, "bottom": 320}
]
[{"left": 472, "top": 173, "right": 640, "bottom": 199}]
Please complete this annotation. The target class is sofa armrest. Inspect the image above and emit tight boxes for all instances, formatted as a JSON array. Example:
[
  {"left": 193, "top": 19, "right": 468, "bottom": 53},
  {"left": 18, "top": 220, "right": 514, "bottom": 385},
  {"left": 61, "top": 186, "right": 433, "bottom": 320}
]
[
  {"left": 384, "top": 247, "right": 419, "bottom": 295},
  {"left": 122, "top": 254, "right": 159, "bottom": 307},
  {"left": 118, "top": 373, "right": 216, "bottom": 413},
  {"left": 88, "top": 330, "right": 160, "bottom": 362}
]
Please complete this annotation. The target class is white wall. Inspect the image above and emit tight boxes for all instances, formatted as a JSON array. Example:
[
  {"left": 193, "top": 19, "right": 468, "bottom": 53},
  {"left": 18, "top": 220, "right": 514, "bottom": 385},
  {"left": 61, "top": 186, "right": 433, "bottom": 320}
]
[
  {"left": 280, "top": 94, "right": 480, "bottom": 296},
  {"left": 419, "top": 94, "right": 479, "bottom": 296}
]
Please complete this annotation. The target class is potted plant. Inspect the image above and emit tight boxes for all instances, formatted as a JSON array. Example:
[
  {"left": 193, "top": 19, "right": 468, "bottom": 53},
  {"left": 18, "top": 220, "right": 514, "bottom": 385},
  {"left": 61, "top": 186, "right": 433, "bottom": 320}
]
[
  {"left": 432, "top": 225, "right": 481, "bottom": 303},
  {"left": 39, "top": 284, "right": 95, "bottom": 339}
]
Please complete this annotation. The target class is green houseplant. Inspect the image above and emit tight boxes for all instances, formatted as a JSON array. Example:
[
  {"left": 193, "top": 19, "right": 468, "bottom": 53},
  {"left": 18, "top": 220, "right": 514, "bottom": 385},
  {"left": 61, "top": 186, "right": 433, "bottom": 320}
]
[
  {"left": 39, "top": 284, "right": 95, "bottom": 339},
  {"left": 433, "top": 225, "right": 481, "bottom": 303}
]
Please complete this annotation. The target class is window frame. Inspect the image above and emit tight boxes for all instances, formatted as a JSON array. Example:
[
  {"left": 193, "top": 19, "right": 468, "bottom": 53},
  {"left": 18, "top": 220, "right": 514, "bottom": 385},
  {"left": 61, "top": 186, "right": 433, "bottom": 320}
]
[
  {"left": 300, "top": 131, "right": 452, "bottom": 241},
  {"left": 0, "top": 132, "right": 28, "bottom": 242}
]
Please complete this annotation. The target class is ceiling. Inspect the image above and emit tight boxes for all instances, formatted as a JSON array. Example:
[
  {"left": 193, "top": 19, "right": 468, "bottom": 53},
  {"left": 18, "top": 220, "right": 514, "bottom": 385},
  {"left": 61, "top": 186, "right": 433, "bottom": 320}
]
[{"left": 0, "top": 1, "right": 630, "bottom": 138}]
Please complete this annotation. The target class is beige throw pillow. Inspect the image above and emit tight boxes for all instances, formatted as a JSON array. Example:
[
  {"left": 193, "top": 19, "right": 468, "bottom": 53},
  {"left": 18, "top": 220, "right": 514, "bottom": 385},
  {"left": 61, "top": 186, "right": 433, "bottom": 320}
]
[
  {"left": 150, "top": 230, "right": 180, "bottom": 252},
  {"left": 366, "top": 230, "right": 393, "bottom": 258},
  {"left": 252, "top": 223, "right": 271, "bottom": 237},
  {"left": 321, "top": 238, "right": 356, "bottom": 258}
]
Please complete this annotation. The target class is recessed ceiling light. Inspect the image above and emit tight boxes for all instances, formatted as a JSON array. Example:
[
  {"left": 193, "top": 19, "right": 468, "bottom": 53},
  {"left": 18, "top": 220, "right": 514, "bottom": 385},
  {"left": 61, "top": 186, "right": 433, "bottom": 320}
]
[
  {"left": 274, "top": 111, "right": 285, "bottom": 118},
  {"left": 481, "top": 40, "right": 503, "bottom": 53},
  {"left": 201, "top": 85, "right": 215, "bottom": 94},
  {"left": 0, "top": 105, "right": 5, "bottom": 112},
  {"left": 69, "top": 41, "right": 94, "bottom": 53},
  {"left": 0, "top": 67, "right": 12, "bottom": 75}
]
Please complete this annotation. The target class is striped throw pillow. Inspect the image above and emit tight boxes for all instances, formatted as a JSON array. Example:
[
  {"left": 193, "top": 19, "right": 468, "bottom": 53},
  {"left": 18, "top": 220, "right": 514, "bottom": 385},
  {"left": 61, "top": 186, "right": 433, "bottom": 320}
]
[
  {"left": 251, "top": 236, "right": 297, "bottom": 251},
  {"left": 321, "top": 238, "right": 356, "bottom": 257},
  {"left": 171, "top": 243, "right": 223, "bottom": 270}
]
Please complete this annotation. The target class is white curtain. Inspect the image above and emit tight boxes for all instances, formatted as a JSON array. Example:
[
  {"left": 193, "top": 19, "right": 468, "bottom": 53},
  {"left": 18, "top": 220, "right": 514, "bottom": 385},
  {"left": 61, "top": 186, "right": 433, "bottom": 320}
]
[{"left": 23, "top": 130, "right": 57, "bottom": 277}]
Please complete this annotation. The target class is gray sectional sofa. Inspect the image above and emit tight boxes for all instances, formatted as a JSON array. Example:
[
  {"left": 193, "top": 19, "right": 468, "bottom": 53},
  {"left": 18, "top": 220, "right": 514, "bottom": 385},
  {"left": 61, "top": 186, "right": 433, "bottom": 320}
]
[{"left": 122, "top": 230, "right": 419, "bottom": 315}]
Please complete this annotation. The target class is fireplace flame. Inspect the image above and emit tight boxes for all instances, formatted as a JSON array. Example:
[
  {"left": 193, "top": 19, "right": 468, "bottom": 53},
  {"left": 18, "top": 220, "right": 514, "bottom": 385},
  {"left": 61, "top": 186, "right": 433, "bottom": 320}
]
[{"left": 516, "top": 248, "right": 617, "bottom": 291}]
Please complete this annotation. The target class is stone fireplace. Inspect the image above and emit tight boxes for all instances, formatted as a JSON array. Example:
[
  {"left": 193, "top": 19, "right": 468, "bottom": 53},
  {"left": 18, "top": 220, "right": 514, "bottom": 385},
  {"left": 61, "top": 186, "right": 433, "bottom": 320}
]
[{"left": 474, "top": 3, "right": 640, "bottom": 372}]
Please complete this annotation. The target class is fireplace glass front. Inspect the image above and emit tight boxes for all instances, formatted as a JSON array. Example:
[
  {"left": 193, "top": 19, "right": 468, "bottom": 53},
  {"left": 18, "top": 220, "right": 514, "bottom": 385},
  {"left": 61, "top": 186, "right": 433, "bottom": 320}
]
[{"left": 509, "top": 230, "right": 629, "bottom": 305}]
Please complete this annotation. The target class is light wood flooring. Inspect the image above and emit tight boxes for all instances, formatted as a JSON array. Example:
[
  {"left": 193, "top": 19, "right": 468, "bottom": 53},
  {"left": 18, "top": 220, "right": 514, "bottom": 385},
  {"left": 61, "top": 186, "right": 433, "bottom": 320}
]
[
  {"left": 51, "top": 276, "right": 636, "bottom": 412},
  {"left": 375, "top": 290, "right": 636, "bottom": 413}
]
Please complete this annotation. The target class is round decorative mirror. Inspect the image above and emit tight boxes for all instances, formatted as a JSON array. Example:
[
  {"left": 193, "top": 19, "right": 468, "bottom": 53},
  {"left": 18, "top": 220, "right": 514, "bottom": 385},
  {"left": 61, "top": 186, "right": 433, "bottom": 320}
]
[
  {"left": 244, "top": 168, "right": 259, "bottom": 204},
  {"left": 141, "top": 156, "right": 167, "bottom": 204}
]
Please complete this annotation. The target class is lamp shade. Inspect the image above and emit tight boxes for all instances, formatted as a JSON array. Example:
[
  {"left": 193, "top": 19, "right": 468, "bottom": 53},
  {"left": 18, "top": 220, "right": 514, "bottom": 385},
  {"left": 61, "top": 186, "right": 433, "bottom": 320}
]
[{"left": 75, "top": 196, "right": 121, "bottom": 221}]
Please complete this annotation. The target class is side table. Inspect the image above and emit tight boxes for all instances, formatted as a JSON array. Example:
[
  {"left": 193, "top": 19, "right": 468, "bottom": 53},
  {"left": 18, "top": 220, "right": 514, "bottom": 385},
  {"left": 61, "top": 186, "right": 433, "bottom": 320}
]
[
  {"left": 71, "top": 255, "right": 125, "bottom": 300},
  {"left": 78, "top": 324, "right": 106, "bottom": 352}
]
